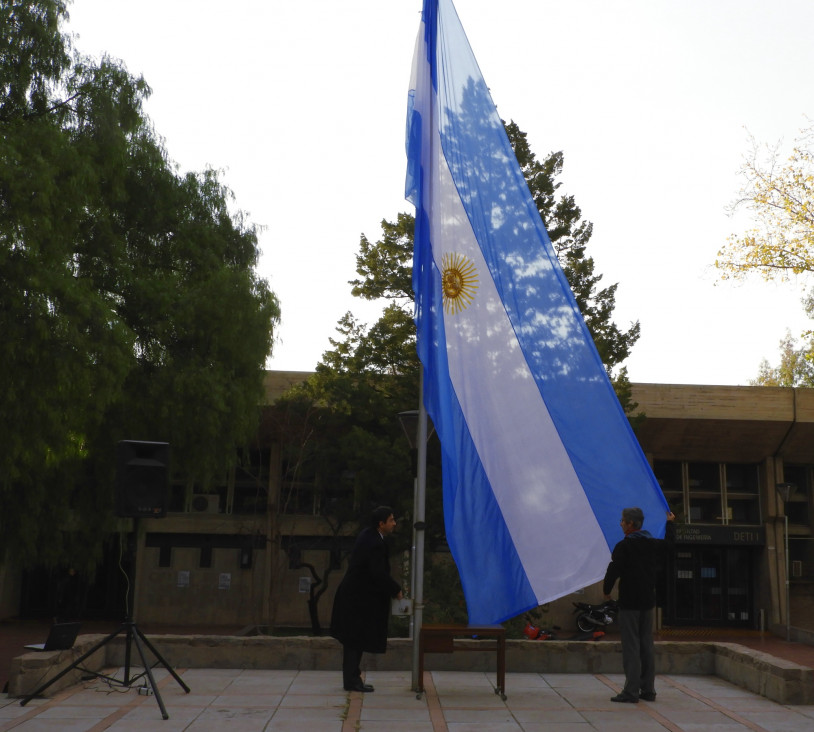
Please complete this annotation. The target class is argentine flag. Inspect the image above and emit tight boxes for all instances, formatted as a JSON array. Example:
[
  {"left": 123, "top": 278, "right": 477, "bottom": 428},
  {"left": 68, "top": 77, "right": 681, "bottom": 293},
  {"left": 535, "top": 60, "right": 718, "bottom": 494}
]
[{"left": 405, "top": 0, "right": 668, "bottom": 625}]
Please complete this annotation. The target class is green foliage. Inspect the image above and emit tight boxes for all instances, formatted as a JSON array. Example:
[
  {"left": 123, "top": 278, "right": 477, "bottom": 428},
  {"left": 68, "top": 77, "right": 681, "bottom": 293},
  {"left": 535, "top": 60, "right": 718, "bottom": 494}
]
[
  {"left": 289, "top": 212, "right": 421, "bottom": 523},
  {"left": 0, "top": 1, "right": 280, "bottom": 568},
  {"left": 350, "top": 213, "right": 415, "bottom": 306},
  {"left": 504, "top": 121, "right": 641, "bottom": 383},
  {"left": 717, "top": 125, "right": 814, "bottom": 379},
  {"left": 422, "top": 554, "right": 468, "bottom": 624},
  {"left": 332, "top": 121, "right": 641, "bottom": 408},
  {"left": 717, "top": 125, "right": 814, "bottom": 282},
  {"left": 0, "top": 1, "right": 71, "bottom": 120},
  {"left": 319, "top": 306, "right": 417, "bottom": 379},
  {"left": 751, "top": 330, "right": 814, "bottom": 387},
  {"left": 266, "top": 371, "right": 416, "bottom": 634}
]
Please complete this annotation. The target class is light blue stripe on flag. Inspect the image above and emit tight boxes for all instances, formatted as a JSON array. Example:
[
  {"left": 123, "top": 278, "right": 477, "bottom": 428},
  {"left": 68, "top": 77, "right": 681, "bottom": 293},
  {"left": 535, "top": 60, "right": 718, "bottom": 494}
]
[{"left": 407, "top": 0, "right": 668, "bottom": 625}]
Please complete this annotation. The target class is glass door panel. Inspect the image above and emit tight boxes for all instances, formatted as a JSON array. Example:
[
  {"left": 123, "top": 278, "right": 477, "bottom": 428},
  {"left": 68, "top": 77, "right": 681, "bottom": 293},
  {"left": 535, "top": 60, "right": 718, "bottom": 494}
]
[
  {"left": 674, "top": 551, "right": 695, "bottom": 620},
  {"left": 726, "top": 548, "right": 752, "bottom": 622},
  {"left": 699, "top": 548, "right": 723, "bottom": 621},
  {"left": 666, "top": 547, "right": 754, "bottom": 626}
]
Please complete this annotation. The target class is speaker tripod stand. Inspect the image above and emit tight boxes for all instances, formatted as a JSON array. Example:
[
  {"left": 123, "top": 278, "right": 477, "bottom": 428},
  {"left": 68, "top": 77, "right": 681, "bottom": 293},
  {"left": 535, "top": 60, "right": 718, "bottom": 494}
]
[{"left": 20, "top": 522, "right": 190, "bottom": 719}]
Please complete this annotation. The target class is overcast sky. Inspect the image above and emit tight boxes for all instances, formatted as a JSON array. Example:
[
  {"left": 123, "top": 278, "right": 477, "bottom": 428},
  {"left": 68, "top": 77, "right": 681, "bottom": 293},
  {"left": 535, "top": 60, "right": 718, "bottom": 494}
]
[{"left": 65, "top": 0, "right": 814, "bottom": 385}]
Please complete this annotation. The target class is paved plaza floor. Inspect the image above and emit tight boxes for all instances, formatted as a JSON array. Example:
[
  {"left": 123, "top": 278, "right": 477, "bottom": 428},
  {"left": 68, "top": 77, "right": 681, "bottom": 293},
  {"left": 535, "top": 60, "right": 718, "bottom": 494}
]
[{"left": 2, "top": 666, "right": 814, "bottom": 732}]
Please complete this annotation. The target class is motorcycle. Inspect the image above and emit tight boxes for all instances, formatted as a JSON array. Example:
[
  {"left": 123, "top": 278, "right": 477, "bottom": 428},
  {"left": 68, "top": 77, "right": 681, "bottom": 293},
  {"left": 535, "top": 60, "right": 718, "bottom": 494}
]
[{"left": 572, "top": 599, "right": 618, "bottom": 633}]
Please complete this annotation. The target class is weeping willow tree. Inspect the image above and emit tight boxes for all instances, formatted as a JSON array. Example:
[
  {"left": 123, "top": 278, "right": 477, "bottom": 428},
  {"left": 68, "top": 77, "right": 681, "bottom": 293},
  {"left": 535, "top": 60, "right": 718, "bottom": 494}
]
[{"left": 0, "top": 1, "right": 280, "bottom": 569}]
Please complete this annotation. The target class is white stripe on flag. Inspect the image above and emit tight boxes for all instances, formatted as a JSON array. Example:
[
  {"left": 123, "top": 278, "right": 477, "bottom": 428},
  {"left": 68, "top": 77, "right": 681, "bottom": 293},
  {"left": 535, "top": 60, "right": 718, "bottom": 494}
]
[{"left": 429, "top": 104, "right": 610, "bottom": 601}]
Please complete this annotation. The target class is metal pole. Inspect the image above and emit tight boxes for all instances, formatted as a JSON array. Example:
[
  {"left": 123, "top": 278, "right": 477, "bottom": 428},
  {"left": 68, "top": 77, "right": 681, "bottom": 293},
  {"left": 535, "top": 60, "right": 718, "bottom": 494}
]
[
  {"left": 409, "top": 473, "right": 418, "bottom": 640},
  {"left": 785, "top": 513, "right": 791, "bottom": 642},
  {"left": 411, "top": 372, "right": 428, "bottom": 692}
]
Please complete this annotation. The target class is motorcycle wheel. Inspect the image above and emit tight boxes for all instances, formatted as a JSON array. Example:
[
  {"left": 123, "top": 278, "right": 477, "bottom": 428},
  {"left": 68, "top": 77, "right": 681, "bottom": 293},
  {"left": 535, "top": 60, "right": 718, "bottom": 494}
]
[{"left": 576, "top": 614, "right": 595, "bottom": 633}]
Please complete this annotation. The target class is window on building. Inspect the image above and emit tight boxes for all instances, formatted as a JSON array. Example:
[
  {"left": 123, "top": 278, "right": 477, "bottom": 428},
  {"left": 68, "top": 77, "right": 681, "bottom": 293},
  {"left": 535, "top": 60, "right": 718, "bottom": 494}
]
[
  {"left": 279, "top": 454, "right": 319, "bottom": 515},
  {"left": 687, "top": 462, "right": 723, "bottom": 523},
  {"left": 233, "top": 447, "right": 270, "bottom": 515},
  {"left": 724, "top": 463, "right": 761, "bottom": 525},
  {"left": 158, "top": 545, "right": 172, "bottom": 568},
  {"left": 782, "top": 465, "right": 810, "bottom": 527},
  {"left": 653, "top": 460, "right": 684, "bottom": 517},
  {"left": 789, "top": 537, "right": 814, "bottom": 581}
]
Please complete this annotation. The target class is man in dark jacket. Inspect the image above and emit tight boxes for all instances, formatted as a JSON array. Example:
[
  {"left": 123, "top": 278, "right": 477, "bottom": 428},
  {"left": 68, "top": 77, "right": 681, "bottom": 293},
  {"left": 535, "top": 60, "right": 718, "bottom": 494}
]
[
  {"left": 330, "top": 506, "right": 403, "bottom": 692},
  {"left": 603, "top": 507, "right": 675, "bottom": 704}
]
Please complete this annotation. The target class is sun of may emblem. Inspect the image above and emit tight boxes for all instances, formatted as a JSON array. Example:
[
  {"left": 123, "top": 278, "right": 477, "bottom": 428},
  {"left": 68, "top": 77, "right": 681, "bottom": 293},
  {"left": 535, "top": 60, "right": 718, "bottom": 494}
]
[{"left": 441, "top": 252, "right": 479, "bottom": 315}]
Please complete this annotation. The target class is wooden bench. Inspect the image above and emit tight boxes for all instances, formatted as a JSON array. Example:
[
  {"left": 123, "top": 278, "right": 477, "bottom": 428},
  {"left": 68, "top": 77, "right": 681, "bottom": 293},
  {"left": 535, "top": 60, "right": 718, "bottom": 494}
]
[{"left": 418, "top": 624, "right": 506, "bottom": 699}]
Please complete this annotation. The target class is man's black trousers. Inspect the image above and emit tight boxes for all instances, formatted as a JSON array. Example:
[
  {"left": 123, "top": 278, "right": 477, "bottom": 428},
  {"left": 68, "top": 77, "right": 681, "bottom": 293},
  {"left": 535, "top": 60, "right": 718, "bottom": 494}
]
[{"left": 342, "top": 644, "right": 364, "bottom": 688}]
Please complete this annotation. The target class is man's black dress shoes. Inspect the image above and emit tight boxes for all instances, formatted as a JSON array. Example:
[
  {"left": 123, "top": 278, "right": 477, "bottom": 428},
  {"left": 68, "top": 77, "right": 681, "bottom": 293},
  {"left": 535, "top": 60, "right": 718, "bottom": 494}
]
[
  {"left": 610, "top": 692, "right": 638, "bottom": 703},
  {"left": 345, "top": 681, "right": 374, "bottom": 692}
]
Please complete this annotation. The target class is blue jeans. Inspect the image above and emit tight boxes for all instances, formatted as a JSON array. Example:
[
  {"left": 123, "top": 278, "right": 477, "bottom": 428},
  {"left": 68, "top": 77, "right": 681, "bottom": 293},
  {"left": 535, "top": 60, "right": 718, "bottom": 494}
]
[{"left": 618, "top": 607, "right": 655, "bottom": 697}]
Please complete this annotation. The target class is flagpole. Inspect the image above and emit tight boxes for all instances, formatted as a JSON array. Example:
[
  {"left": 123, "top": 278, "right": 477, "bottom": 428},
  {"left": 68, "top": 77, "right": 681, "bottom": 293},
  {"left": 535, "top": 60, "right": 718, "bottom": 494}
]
[{"left": 412, "top": 370, "right": 428, "bottom": 693}]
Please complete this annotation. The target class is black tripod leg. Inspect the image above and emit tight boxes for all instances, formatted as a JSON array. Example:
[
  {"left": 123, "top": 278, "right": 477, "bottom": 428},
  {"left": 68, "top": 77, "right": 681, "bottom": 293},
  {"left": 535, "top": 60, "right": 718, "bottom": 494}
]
[
  {"left": 122, "top": 623, "right": 134, "bottom": 686},
  {"left": 20, "top": 626, "right": 125, "bottom": 706},
  {"left": 129, "top": 629, "right": 169, "bottom": 720},
  {"left": 134, "top": 626, "right": 190, "bottom": 693}
]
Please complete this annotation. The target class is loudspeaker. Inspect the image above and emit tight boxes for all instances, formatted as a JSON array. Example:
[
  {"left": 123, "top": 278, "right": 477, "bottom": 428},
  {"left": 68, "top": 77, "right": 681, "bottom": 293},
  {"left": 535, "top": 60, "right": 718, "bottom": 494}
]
[{"left": 115, "top": 440, "right": 170, "bottom": 518}]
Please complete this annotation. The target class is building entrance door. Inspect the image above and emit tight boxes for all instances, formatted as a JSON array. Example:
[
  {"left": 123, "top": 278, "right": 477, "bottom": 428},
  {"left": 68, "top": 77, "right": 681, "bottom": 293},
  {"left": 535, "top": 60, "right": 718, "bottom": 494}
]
[{"left": 668, "top": 546, "right": 754, "bottom": 627}]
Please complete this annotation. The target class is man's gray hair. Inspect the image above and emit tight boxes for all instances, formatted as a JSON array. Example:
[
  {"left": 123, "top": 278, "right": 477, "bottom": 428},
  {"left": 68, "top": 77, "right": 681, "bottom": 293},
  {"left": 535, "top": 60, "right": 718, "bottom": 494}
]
[{"left": 622, "top": 507, "right": 644, "bottom": 529}]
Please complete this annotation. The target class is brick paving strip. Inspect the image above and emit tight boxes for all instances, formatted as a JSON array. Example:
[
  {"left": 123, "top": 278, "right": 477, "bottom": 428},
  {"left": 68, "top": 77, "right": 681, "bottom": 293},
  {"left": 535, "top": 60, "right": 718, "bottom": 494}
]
[
  {"left": 0, "top": 686, "right": 76, "bottom": 732},
  {"left": 0, "top": 665, "right": 184, "bottom": 732},
  {"left": 0, "top": 684, "right": 109, "bottom": 731},
  {"left": 342, "top": 685, "right": 364, "bottom": 732},
  {"left": 596, "top": 673, "right": 773, "bottom": 732},
  {"left": 596, "top": 674, "right": 684, "bottom": 732},
  {"left": 86, "top": 669, "right": 184, "bottom": 732},
  {"left": 85, "top": 688, "right": 151, "bottom": 732},
  {"left": 344, "top": 672, "right": 447, "bottom": 732},
  {"left": 661, "top": 675, "right": 773, "bottom": 732},
  {"left": 343, "top": 671, "right": 784, "bottom": 732},
  {"left": 421, "top": 671, "right": 449, "bottom": 732},
  {"left": 342, "top": 673, "right": 446, "bottom": 732}
]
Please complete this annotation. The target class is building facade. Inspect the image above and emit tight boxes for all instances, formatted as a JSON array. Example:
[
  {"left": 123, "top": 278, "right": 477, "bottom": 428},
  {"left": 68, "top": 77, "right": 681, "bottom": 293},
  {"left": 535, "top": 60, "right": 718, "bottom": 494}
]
[
  {"left": 7, "top": 375, "right": 814, "bottom": 637},
  {"left": 630, "top": 382, "right": 814, "bottom": 634}
]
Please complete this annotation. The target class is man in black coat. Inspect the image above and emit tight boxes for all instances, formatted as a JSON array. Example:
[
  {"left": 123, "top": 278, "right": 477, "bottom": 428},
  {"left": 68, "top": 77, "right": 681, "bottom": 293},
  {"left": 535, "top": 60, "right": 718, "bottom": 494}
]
[
  {"left": 330, "top": 506, "right": 403, "bottom": 692},
  {"left": 603, "top": 507, "right": 675, "bottom": 704}
]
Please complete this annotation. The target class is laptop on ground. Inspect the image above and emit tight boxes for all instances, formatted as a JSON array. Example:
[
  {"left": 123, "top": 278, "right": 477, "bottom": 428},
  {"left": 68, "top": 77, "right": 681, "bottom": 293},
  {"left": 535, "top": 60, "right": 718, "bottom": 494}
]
[{"left": 24, "top": 622, "right": 81, "bottom": 652}]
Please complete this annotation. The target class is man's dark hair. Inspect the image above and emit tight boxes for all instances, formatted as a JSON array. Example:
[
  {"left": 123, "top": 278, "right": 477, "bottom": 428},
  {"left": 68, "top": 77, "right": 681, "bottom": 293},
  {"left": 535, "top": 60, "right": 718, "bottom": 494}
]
[
  {"left": 622, "top": 507, "right": 644, "bottom": 530},
  {"left": 370, "top": 505, "right": 394, "bottom": 529}
]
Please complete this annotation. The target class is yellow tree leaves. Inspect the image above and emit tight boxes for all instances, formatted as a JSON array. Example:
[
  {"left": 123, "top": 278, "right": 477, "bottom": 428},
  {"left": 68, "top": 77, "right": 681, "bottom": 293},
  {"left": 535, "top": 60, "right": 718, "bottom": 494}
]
[{"left": 717, "top": 126, "right": 814, "bottom": 281}]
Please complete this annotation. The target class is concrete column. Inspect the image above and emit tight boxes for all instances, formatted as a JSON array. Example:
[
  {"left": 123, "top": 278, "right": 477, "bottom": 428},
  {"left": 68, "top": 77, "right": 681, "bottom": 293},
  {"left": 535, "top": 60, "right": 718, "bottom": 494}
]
[
  {"left": 764, "top": 457, "right": 784, "bottom": 629},
  {"left": 263, "top": 441, "right": 283, "bottom": 627}
]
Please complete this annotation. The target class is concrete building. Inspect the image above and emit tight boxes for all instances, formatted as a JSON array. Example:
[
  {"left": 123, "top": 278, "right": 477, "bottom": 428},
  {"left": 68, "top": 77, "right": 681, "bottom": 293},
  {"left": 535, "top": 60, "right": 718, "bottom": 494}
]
[
  {"left": 632, "top": 382, "right": 814, "bottom": 635},
  {"left": 6, "top": 374, "right": 814, "bottom": 638}
]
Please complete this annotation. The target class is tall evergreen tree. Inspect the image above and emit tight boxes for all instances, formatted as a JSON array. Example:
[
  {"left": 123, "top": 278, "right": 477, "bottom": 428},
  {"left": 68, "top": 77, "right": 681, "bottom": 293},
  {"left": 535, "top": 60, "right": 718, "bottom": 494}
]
[
  {"left": 504, "top": 122, "right": 640, "bottom": 385},
  {"left": 327, "top": 122, "right": 640, "bottom": 407}
]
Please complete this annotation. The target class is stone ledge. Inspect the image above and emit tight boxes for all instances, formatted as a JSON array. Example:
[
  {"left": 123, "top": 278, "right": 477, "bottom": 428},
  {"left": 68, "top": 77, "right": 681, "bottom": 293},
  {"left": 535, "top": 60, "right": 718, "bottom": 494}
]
[
  {"left": 9, "top": 635, "right": 814, "bottom": 705},
  {"left": 7, "top": 634, "right": 109, "bottom": 698},
  {"left": 712, "top": 641, "right": 814, "bottom": 705}
]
